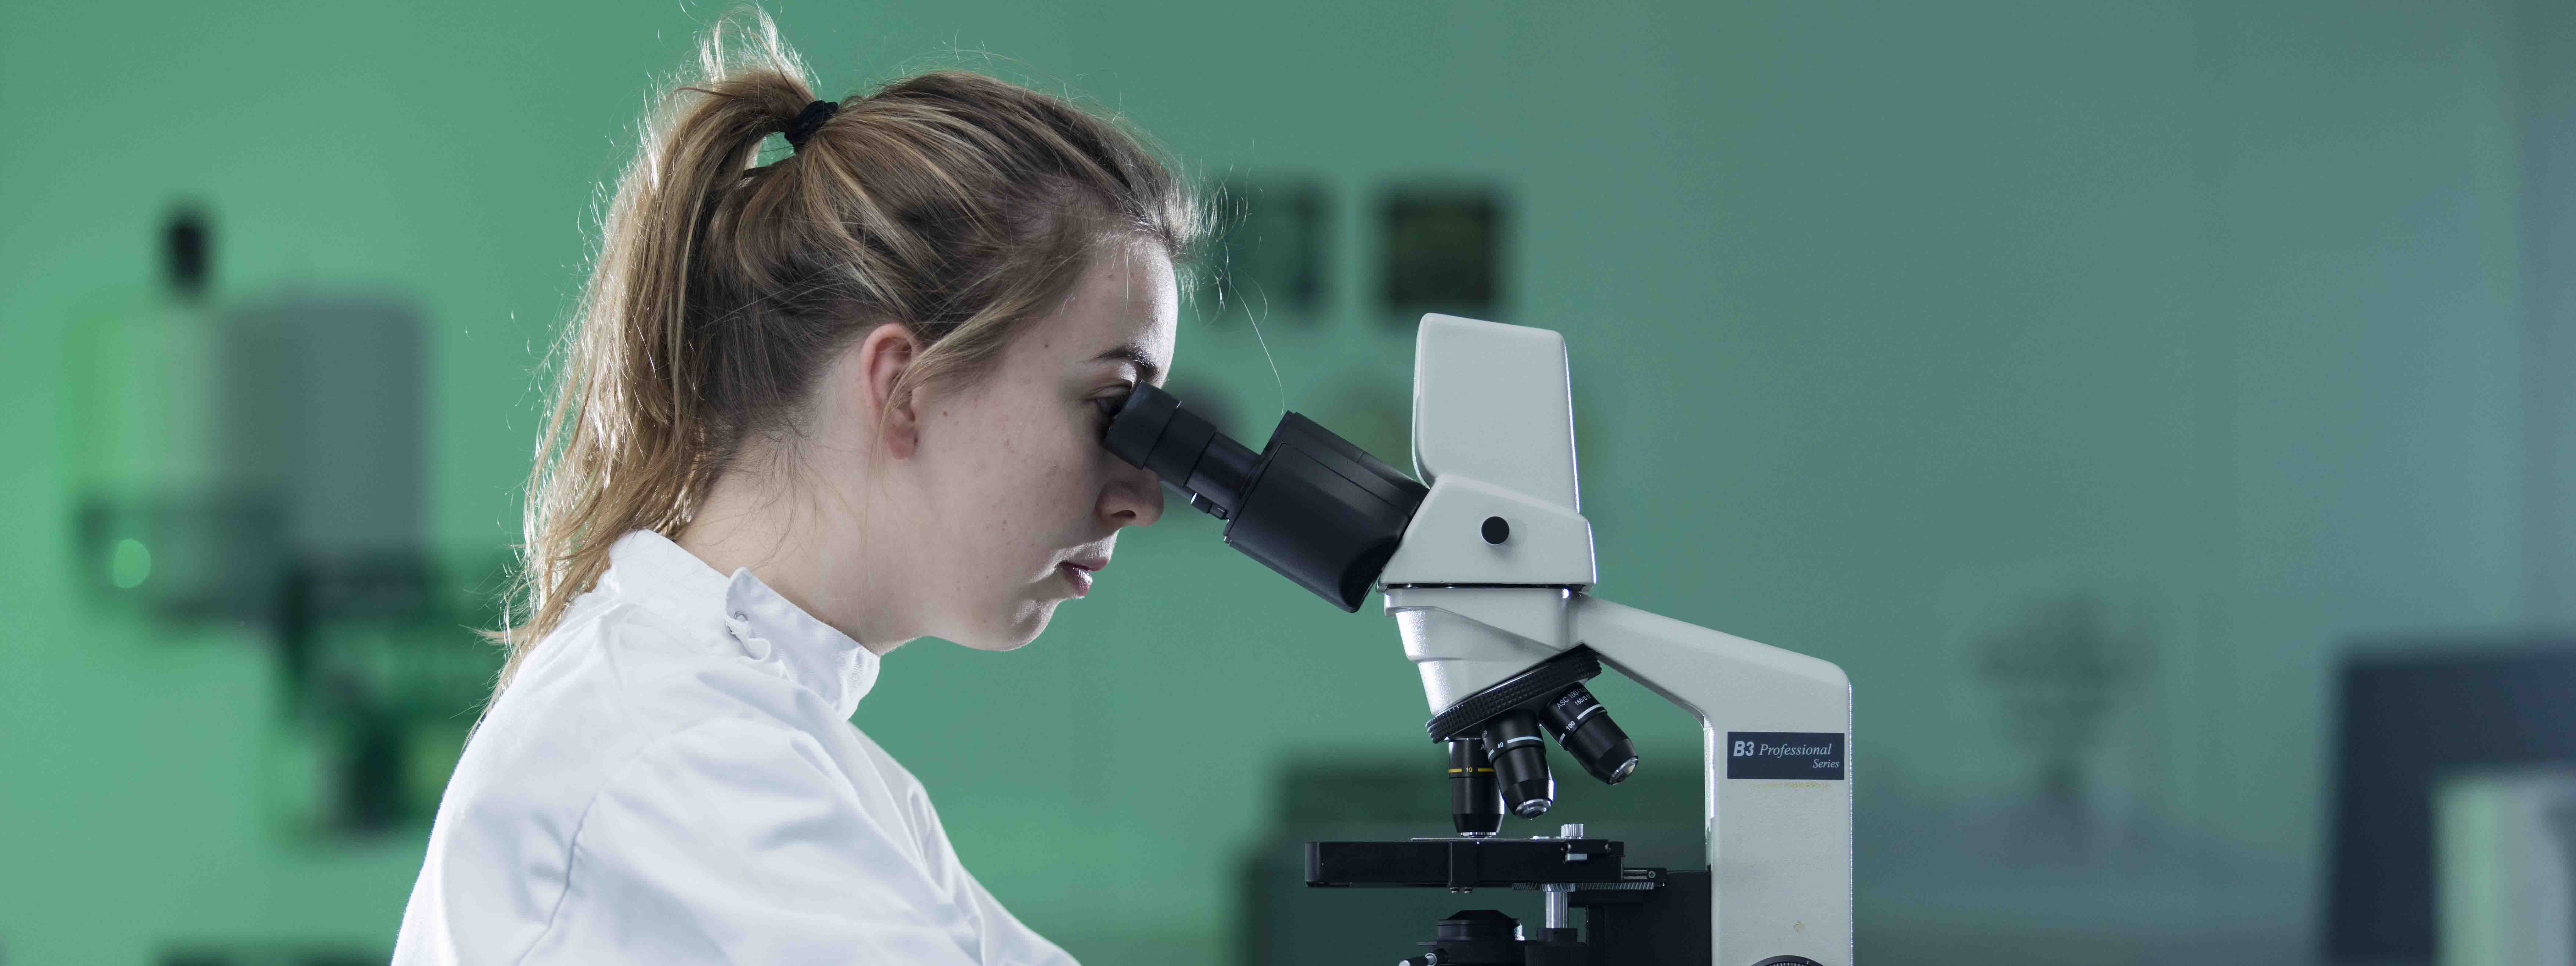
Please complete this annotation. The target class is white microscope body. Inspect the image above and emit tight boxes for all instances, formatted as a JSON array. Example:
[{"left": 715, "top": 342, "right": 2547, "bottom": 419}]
[
  {"left": 1380, "top": 315, "right": 1854, "bottom": 966},
  {"left": 1098, "top": 312, "right": 1854, "bottom": 964}
]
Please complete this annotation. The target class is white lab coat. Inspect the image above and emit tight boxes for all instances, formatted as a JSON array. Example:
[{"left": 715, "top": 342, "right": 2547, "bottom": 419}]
[{"left": 392, "top": 529, "right": 1077, "bottom": 965}]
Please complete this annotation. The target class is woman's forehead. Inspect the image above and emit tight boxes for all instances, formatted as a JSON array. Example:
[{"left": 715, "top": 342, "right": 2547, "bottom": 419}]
[{"left": 1056, "top": 244, "right": 1177, "bottom": 373}]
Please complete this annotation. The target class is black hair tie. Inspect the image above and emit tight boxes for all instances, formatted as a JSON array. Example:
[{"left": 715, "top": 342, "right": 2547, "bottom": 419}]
[{"left": 784, "top": 99, "right": 839, "bottom": 152}]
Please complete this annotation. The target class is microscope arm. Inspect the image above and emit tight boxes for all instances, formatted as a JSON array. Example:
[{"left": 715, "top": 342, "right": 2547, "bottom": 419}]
[
  {"left": 1570, "top": 594, "right": 1852, "bottom": 966},
  {"left": 1388, "top": 586, "right": 1854, "bottom": 965}
]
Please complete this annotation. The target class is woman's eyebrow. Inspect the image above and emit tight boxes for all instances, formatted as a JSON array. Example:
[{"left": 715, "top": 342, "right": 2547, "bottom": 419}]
[{"left": 1090, "top": 345, "right": 1164, "bottom": 384}]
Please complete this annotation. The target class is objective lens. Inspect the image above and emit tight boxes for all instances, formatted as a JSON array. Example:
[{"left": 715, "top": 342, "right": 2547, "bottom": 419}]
[
  {"left": 1447, "top": 737, "right": 1501, "bottom": 836},
  {"left": 1482, "top": 710, "right": 1554, "bottom": 818},
  {"left": 1540, "top": 685, "right": 1639, "bottom": 786}
]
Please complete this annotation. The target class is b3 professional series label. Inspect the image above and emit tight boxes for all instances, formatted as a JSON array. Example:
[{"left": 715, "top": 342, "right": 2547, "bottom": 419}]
[{"left": 1725, "top": 732, "right": 1846, "bottom": 780}]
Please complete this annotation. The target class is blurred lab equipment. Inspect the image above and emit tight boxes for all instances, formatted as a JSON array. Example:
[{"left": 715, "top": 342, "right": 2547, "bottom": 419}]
[
  {"left": 1105, "top": 314, "right": 1852, "bottom": 965},
  {"left": 64, "top": 207, "right": 430, "bottom": 639},
  {"left": 1210, "top": 175, "right": 1331, "bottom": 326},
  {"left": 64, "top": 207, "right": 279, "bottom": 619},
  {"left": 1380, "top": 186, "right": 1506, "bottom": 326},
  {"left": 62, "top": 207, "right": 500, "bottom": 837}
]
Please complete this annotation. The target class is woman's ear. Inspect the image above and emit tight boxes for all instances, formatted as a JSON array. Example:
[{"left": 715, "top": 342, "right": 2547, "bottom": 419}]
[{"left": 855, "top": 323, "right": 924, "bottom": 460}]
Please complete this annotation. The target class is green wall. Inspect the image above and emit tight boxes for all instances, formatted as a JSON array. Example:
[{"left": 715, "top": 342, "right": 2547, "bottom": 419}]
[{"left": 2, "top": 0, "right": 2561, "bottom": 961}]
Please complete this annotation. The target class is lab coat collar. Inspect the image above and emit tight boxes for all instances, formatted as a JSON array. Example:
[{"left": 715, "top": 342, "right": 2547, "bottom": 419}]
[{"left": 601, "top": 529, "right": 881, "bottom": 719}]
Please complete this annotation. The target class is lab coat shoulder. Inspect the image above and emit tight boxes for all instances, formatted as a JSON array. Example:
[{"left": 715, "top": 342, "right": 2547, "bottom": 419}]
[
  {"left": 836, "top": 722, "right": 983, "bottom": 902},
  {"left": 441, "top": 599, "right": 806, "bottom": 821},
  {"left": 503, "top": 596, "right": 848, "bottom": 752},
  {"left": 551, "top": 597, "right": 818, "bottom": 729},
  {"left": 398, "top": 599, "right": 861, "bottom": 964},
  {"left": 395, "top": 597, "right": 677, "bottom": 965},
  {"left": 401, "top": 593, "right": 1075, "bottom": 966},
  {"left": 516, "top": 716, "right": 994, "bottom": 965}
]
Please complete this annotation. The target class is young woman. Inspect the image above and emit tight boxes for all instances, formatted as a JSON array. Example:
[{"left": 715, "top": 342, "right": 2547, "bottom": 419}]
[{"left": 393, "top": 13, "right": 1198, "bottom": 964}]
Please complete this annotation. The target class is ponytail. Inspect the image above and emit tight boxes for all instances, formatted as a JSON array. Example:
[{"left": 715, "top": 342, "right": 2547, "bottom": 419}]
[{"left": 489, "top": 8, "right": 1199, "bottom": 691}]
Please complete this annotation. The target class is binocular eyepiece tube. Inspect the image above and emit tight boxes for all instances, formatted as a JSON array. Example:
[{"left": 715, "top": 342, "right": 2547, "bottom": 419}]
[
  {"left": 1096, "top": 385, "right": 1639, "bottom": 833},
  {"left": 1100, "top": 383, "right": 1426, "bottom": 613}
]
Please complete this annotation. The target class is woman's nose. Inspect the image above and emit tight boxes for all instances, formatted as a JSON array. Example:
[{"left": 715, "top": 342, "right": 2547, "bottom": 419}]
[{"left": 1101, "top": 460, "right": 1164, "bottom": 528}]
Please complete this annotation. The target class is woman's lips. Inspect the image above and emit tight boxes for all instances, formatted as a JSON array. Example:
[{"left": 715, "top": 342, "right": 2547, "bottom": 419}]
[{"left": 1057, "top": 562, "right": 1094, "bottom": 597}]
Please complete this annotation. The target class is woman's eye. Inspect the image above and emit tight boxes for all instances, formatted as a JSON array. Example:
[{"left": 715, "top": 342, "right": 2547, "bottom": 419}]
[{"left": 1092, "top": 392, "right": 1130, "bottom": 421}]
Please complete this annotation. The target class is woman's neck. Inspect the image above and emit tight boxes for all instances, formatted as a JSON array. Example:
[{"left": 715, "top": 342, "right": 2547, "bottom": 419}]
[{"left": 676, "top": 464, "right": 913, "bottom": 655}]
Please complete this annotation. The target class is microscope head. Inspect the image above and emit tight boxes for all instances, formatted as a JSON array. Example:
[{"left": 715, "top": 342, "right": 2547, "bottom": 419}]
[
  {"left": 1378, "top": 315, "right": 1598, "bottom": 703},
  {"left": 1101, "top": 315, "right": 1594, "bottom": 600},
  {"left": 1101, "top": 314, "right": 1631, "bottom": 830},
  {"left": 1399, "top": 314, "right": 1584, "bottom": 540}
]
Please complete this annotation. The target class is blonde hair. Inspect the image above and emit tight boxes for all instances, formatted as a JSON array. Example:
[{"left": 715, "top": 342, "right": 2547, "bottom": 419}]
[{"left": 492, "top": 9, "right": 1200, "bottom": 689}]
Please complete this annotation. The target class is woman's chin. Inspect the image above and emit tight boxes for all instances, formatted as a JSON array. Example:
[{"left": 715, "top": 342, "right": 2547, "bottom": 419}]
[{"left": 954, "top": 600, "right": 1056, "bottom": 652}]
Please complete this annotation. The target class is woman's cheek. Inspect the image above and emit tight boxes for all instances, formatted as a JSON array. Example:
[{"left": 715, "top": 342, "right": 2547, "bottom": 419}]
[{"left": 1042, "top": 423, "right": 1092, "bottom": 514}]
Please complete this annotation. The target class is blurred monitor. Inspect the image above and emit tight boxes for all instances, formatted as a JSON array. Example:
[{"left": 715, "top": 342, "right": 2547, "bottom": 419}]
[
  {"left": 2326, "top": 642, "right": 2576, "bottom": 963},
  {"left": 2433, "top": 769, "right": 2576, "bottom": 966}
]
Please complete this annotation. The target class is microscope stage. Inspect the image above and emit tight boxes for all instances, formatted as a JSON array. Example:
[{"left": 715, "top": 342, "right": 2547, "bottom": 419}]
[{"left": 1306, "top": 837, "right": 1629, "bottom": 889}]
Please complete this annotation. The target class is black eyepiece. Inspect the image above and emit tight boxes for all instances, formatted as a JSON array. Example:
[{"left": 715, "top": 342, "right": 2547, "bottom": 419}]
[
  {"left": 1102, "top": 383, "right": 1259, "bottom": 519},
  {"left": 1101, "top": 383, "right": 1427, "bottom": 612}
]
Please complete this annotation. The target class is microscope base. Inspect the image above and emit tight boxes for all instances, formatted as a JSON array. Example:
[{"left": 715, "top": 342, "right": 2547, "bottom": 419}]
[{"left": 1571, "top": 868, "right": 1709, "bottom": 966}]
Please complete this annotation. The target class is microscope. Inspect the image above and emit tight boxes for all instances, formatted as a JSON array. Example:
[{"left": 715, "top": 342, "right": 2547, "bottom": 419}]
[{"left": 1104, "top": 315, "right": 1852, "bottom": 966}]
